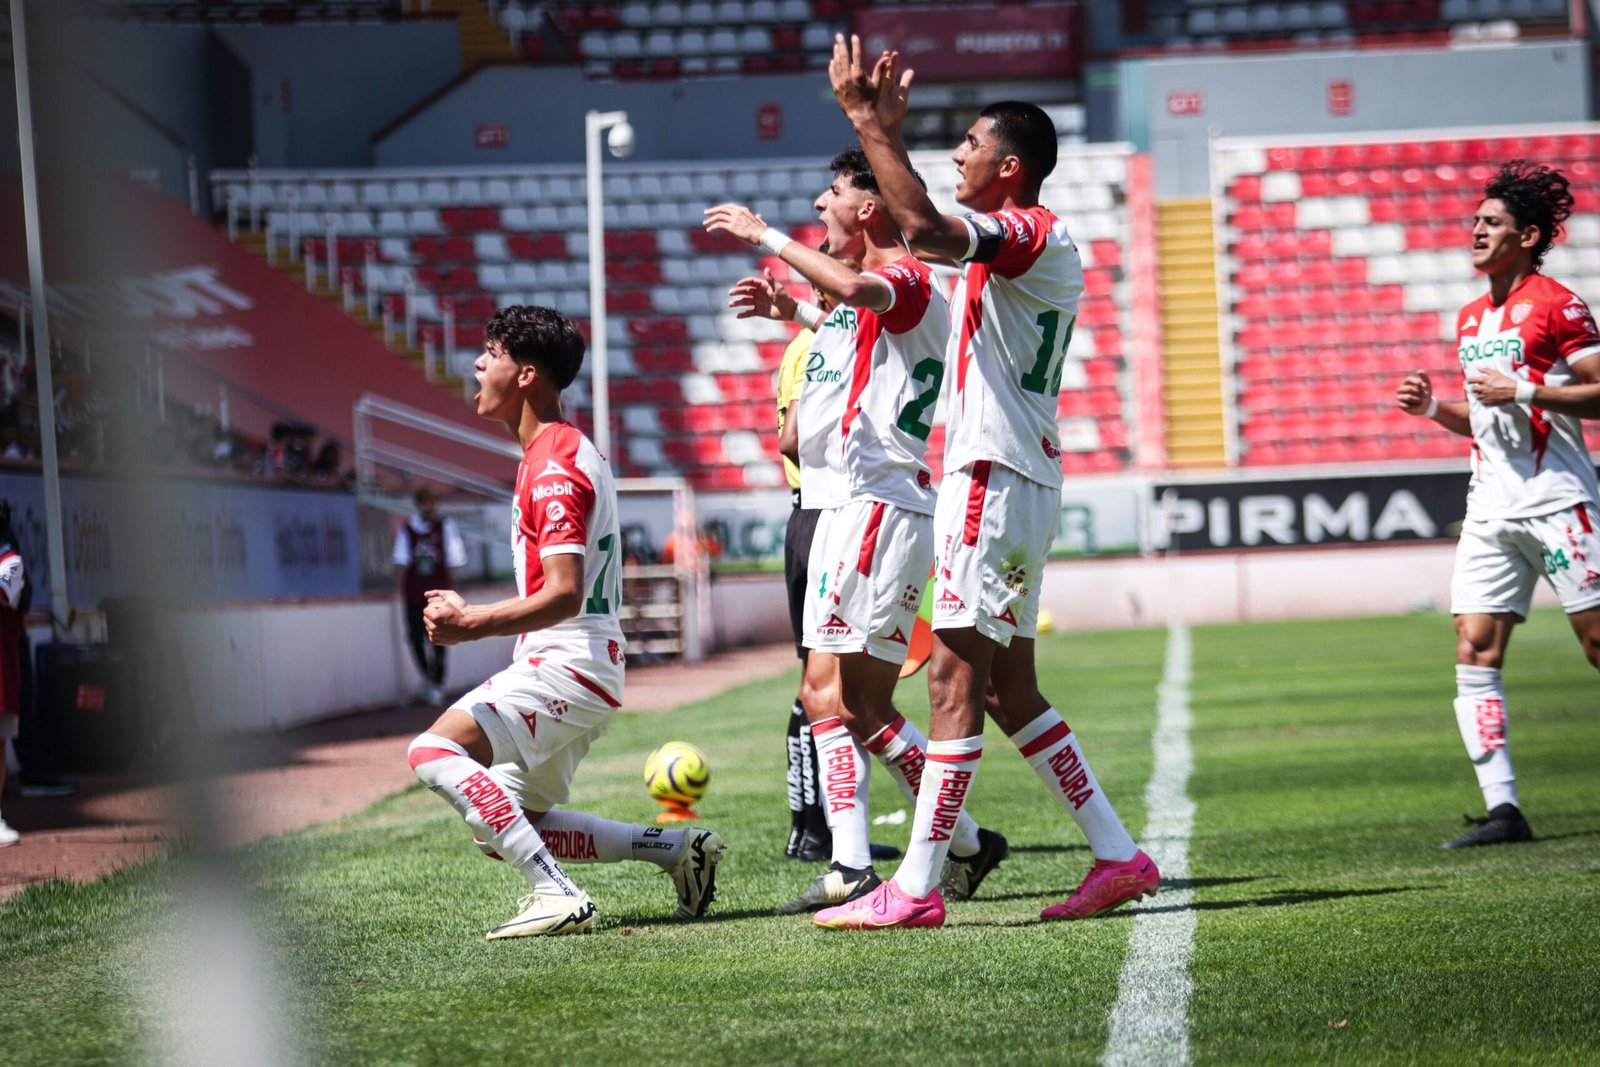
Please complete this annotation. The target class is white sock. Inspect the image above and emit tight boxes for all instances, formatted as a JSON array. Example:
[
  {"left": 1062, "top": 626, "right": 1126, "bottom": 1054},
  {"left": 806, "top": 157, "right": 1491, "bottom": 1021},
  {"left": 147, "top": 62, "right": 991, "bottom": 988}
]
[
  {"left": 865, "top": 714, "right": 981, "bottom": 854},
  {"left": 408, "top": 733, "right": 580, "bottom": 896},
  {"left": 1455, "top": 665, "right": 1518, "bottom": 811},
  {"left": 894, "top": 735, "right": 983, "bottom": 898},
  {"left": 813, "top": 716, "right": 872, "bottom": 869},
  {"left": 531, "top": 811, "right": 686, "bottom": 868},
  {"left": 1012, "top": 709, "right": 1137, "bottom": 862}
]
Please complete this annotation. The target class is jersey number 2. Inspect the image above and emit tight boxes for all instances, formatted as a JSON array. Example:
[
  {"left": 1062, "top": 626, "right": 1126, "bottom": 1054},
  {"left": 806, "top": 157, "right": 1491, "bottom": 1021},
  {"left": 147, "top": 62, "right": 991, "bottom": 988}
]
[
  {"left": 896, "top": 356, "right": 945, "bottom": 441},
  {"left": 1020, "top": 309, "right": 1075, "bottom": 395}
]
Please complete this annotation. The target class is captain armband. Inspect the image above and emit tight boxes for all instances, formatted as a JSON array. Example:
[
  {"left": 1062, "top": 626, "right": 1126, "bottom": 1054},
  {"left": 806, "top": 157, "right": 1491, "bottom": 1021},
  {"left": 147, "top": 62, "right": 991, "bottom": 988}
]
[{"left": 962, "top": 213, "right": 1005, "bottom": 263}]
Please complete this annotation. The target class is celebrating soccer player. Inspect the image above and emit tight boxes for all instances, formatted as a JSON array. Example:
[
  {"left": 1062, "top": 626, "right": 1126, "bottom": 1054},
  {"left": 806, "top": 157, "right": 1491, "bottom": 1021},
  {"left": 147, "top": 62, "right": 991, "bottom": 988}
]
[
  {"left": 813, "top": 36, "right": 1157, "bottom": 930},
  {"left": 707, "top": 148, "right": 1007, "bottom": 917},
  {"left": 406, "top": 306, "right": 725, "bottom": 939},
  {"left": 1396, "top": 161, "right": 1600, "bottom": 848}
]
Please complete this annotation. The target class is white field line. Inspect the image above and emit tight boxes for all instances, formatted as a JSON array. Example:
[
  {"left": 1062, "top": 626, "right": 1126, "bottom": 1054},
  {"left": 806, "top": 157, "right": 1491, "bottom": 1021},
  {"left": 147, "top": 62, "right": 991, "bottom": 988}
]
[{"left": 1102, "top": 621, "right": 1197, "bottom": 1067}]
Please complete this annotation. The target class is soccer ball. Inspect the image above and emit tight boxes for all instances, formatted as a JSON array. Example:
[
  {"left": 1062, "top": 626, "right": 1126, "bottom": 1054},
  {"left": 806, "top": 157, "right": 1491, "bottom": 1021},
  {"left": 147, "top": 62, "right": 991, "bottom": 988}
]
[{"left": 643, "top": 741, "right": 710, "bottom": 807}]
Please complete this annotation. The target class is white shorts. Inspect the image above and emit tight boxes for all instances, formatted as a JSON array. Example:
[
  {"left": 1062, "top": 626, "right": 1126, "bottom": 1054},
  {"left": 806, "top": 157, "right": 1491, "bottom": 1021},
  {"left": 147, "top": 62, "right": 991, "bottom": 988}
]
[
  {"left": 451, "top": 660, "right": 617, "bottom": 811},
  {"left": 804, "top": 498, "right": 933, "bottom": 664},
  {"left": 932, "top": 461, "right": 1058, "bottom": 645},
  {"left": 1451, "top": 502, "right": 1600, "bottom": 618}
]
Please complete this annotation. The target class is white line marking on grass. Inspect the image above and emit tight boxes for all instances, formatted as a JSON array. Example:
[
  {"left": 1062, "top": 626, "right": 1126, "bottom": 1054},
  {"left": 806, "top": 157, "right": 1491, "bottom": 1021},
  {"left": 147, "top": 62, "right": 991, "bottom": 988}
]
[{"left": 1103, "top": 621, "right": 1197, "bottom": 1067}]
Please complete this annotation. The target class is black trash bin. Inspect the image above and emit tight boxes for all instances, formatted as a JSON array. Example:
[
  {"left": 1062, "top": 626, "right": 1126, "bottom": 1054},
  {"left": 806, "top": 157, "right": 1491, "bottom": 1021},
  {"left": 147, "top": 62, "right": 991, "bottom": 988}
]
[{"left": 35, "top": 642, "right": 136, "bottom": 774}]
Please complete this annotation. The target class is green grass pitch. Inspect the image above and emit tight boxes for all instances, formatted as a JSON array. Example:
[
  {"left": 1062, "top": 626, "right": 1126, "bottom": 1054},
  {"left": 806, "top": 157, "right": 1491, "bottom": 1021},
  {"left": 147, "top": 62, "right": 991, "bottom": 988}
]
[{"left": 3, "top": 609, "right": 1597, "bottom": 1065}]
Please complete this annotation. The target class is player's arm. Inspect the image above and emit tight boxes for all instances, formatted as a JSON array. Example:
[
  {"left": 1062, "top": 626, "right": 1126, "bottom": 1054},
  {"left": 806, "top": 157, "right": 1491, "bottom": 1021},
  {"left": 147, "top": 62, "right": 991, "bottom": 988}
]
[
  {"left": 422, "top": 553, "right": 584, "bottom": 645},
  {"left": 829, "top": 37, "right": 971, "bottom": 262},
  {"left": 705, "top": 203, "right": 890, "bottom": 312},
  {"left": 1470, "top": 358, "right": 1600, "bottom": 417},
  {"left": 779, "top": 394, "right": 800, "bottom": 465},
  {"left": 1397, "top": 369, "right": 1471, "bottom": 437}
]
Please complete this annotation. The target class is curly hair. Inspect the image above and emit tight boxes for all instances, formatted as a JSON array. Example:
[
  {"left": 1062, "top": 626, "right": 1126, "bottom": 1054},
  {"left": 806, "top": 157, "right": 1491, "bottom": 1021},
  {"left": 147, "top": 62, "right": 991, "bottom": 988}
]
[
  {"left": 1483, "top": 160, "right": 1574, "bottom": 270},
  {"left": 829, "top": 147, "right": 926, "bottom": 196},
  {"left": 485, "top": 305, "right": 585, "bottom": 390}
]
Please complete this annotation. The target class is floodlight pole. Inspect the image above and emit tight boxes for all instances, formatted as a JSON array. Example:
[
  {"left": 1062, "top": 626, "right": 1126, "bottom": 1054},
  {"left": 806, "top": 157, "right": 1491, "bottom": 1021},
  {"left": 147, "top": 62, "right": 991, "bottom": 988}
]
[
  {"left": 10, "top": 0, "right": 70, "bottom": 637},
  {"left": 585, "top": 109, "right": 629, "bottom": 461}
]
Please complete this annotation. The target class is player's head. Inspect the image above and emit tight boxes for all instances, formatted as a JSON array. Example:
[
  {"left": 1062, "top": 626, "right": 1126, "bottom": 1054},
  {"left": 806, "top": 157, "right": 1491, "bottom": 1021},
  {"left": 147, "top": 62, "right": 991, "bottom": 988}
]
[
  {"left": 953, "top": 101, "right": 1057, "bottom": 209},
  {"left": 476, "top": 305, "right": 585, "bottom": 418},
  {"left": 1475, "top": 160, "right": 1574, "bottom": 273},
  {"left": 815, "top": 147, "right": 922, "bottom": 256},
  {"left": 413, "top": 486, "right": 438, "bottom": 517}
]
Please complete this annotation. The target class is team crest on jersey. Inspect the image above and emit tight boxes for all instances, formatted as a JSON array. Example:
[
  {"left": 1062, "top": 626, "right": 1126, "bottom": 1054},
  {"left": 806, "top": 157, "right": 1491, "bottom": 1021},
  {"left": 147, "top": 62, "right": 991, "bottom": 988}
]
[{"left": 1510, "top": 299, "right": 1535, "bottom": 325}]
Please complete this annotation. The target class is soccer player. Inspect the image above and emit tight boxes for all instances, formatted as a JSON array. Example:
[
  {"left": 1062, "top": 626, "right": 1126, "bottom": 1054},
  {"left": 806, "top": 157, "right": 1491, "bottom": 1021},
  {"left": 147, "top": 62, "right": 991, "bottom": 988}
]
[
  {"left": 815, "top": 38, "right": 1157, "bottom": 930},
  {"left": 407, "top": 305, "right": 725, "bottom": 939},
  {"left": 707, "top": 148, "right": 1006, "bottom": 916},
  {"left": 1395, "top": 160, "right": 1600, "bottom": 849},
  {"left": 736, "top": 259, "right": 832, "bottom": 859}
]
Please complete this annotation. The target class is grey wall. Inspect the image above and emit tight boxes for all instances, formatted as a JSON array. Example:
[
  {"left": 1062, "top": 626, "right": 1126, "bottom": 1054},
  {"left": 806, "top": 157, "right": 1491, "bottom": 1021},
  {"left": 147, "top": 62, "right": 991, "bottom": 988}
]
[
  {"left": 373, "top": 66, "right": 857, "bottom": 167},
  {"left": 1126, "top": 40, "right": 1591, "bottom": 197},
  {"left": 212, "top": 22, "right": 460, "bottom": 169}
]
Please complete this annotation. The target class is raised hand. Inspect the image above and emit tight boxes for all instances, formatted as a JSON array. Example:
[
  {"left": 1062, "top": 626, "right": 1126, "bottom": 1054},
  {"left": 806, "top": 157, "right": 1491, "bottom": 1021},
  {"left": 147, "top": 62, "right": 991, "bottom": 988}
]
[
  {"left": 703, "top": 202, "right": 767, "bottom": 247},
  {"left": 728, "top": 269, "right": 797, "bottom": 322},
  {"left": 829, "top": 33, "right": 877, "bottom": 122},
  {"left": 869, "top": 50, "right": 913, "bottom": 129}
]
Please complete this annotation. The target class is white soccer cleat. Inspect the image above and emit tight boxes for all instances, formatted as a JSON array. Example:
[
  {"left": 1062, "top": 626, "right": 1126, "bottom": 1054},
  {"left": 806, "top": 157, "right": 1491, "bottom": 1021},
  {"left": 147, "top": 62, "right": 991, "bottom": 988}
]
[
  {"left": 486, "top": 890, "right": 597, "bottom": 939},
  {"left": 667, "top": 827, "right": 726, "bottom": 918},
  {"left": 0, "top": 819, "right": 18, "bottom": 847}
]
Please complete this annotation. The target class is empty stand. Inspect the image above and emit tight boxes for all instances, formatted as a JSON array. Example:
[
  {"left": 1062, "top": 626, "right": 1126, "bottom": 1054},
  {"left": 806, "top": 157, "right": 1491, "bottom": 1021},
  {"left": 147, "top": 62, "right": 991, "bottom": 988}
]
[
  {"left": 1215, "top": 127, "right": 1600, "bottom": 467},
  {"left": 214, "top": 145, "right": 1140, "bottom": 491}
]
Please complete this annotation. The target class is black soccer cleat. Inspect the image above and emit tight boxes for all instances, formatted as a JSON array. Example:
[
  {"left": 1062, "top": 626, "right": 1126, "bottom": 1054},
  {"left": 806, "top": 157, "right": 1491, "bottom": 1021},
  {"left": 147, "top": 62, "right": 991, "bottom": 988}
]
[
  {"left": 940, "top": 828, "right": 1010, "bottom": 901},
  {"left": 1440, "top": 803, "right": 1534, "bottom": 849}
]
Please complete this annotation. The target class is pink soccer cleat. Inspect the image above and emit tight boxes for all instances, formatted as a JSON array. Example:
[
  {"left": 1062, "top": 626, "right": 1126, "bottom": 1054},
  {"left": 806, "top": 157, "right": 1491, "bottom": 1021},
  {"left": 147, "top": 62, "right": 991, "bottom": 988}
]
[
  {"left": 813, "top": 879, "right": 946, "bottom": 930},
  {"left": 1040, "top": 849, "right": 1160, "bottom": 921}
]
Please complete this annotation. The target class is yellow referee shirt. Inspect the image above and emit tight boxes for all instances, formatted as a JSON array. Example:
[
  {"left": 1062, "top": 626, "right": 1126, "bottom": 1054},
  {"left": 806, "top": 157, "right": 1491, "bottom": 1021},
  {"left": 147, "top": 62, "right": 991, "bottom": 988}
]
[{"left": 775, "top": 327, "right": 814, "bottom": 491}]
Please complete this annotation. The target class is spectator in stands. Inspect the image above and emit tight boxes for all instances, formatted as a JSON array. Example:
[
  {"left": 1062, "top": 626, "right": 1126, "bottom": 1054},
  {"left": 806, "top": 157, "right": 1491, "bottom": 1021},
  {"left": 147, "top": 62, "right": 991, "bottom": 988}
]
[
  {"left": 1396, "top": 160, "right": 1600, "bottom": 849},
  {"left": 393, "top": 486, "right": 467, "bottom": 705}
]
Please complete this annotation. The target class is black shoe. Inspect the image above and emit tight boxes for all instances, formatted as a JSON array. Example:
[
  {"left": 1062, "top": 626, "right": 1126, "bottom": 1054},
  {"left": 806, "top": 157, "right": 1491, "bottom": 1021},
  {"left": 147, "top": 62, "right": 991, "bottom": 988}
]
[
  {"left": 775, "top": 862, "right": 881, "bottom": 914},
  {"left": 19, "top": 773, "right": 77, "bottom": 798},
  {"left": 790, "top": 830, "right": 831, "bottom": 862},
  {"left": 1440, "top": 803, "right": 1533, "bottom": 849},
  {"left": 941, "top": 828, "right": 1010, "bottom": 900},
  {"left": 869, "top": 842, "right": 902, "bottom": 861}
]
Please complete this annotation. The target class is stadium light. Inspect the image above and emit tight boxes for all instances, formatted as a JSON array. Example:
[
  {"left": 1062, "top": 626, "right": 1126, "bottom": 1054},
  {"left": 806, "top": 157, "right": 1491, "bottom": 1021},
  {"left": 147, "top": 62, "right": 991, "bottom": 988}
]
[{"left": 585, "top": 109, "right": 632, "bottom": 460}]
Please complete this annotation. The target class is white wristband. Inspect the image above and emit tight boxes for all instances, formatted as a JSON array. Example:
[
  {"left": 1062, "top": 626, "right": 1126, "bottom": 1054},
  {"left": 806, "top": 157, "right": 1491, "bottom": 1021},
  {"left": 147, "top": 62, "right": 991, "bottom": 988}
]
[
  {"left": 1514, "top": 380, "right": 1536, "bottom": 405},
  {"left": 758, "top": 228, "right": 793, "bottom": 256},
  {"left": 1423, "top": 396, "right": 1439, "bottom": 419},
  {"left": 793, "top": 300, "right": 824, "bottom": 330}
]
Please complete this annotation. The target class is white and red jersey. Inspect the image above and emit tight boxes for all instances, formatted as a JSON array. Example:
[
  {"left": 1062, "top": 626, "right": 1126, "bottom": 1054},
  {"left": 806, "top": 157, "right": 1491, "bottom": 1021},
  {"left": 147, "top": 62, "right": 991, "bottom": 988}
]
[
  {"left": 509, "top": 422, "right": 626, "bottom": 709},
  {"left": 796, "top": 255, "right": 948, "bottom": 515},
  {"left": 1456, "top": 273, "right": 1600, "bottom": 521},
  {"left": 944, "top": 205, "right": 1083, "bottom": 489}
]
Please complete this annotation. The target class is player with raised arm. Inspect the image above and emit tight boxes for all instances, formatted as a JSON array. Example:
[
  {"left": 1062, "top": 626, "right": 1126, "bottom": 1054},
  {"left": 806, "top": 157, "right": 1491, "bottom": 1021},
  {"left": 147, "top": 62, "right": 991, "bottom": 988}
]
[
  {"left": 407, "top": 305, "right": 725, "bottom": 939},
  {"left": 707, "top": 149, "right": 1006, "bottom": 917},
  {"left": 815, "top": 37, "right": 1156, "bottom": 930},
  {"left": 1396, "top": 161, "right": 1600, "bottom": 849}
]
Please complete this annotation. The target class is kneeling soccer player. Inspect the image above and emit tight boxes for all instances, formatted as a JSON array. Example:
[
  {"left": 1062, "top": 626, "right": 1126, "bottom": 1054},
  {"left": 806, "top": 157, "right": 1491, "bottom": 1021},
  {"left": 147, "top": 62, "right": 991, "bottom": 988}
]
[{"left": 408, "top": 305, "right": 725, "bottom": 939}]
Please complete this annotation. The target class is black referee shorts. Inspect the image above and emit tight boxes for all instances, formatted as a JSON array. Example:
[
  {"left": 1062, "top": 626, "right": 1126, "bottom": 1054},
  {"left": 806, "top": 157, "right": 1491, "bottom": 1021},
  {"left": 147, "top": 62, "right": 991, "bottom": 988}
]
[{"left": 784, "top": 489, "right": 819, "bottom": 662}]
